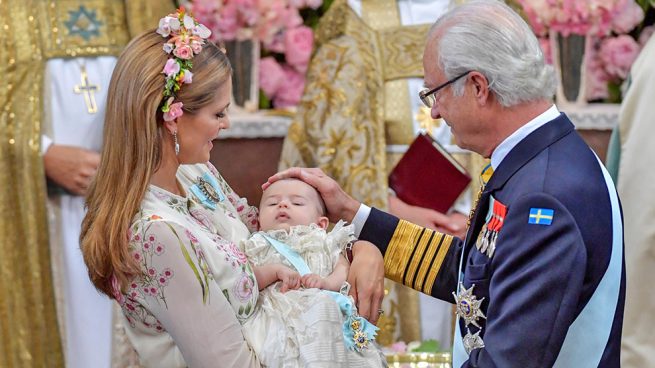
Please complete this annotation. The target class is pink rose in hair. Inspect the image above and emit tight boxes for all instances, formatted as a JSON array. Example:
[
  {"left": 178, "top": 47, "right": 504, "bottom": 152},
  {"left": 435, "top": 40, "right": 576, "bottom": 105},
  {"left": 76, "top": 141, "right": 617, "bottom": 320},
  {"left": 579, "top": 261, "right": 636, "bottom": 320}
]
[
  {"left": 163, "top": 102, "right": 184, "bottom": 122},
  {"left": 174, "top": 45, "right": 193, "bottom": 60},
  {"left": 163, "top": 59, "right": 180, "bottom": 77},
  {"left": 273, "top": 66, "right": 305, "bottom": 108},
  {"left": 284, "top": 26, "right": 313, "bottom": 73},
  {"left": 191, "top": 40, "right": 203, "bottom": 54},
  {"left": 599, "top": 35, "right": 640, "bottom": 80},
  {"left": 259, "top": 57, "right": 285, "bottom": 98}
]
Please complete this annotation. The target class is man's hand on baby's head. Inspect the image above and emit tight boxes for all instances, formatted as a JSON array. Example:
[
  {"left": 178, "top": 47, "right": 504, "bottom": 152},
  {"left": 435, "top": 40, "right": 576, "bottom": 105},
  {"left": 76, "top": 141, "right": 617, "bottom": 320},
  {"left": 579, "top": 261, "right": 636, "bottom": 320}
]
[
  {"left": 277, "top": 265, "right": 301, "bottom": 292},
  {"left": 300, "top": 273, "right": 325, "bottom": 289}
]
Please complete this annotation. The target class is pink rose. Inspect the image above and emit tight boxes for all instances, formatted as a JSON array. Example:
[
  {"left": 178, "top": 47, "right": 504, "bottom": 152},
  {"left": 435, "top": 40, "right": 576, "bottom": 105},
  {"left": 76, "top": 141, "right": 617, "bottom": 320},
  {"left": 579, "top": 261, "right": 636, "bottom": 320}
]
[
  {"left": 191, "top": 40, "right": 203, "bottom": 54},
  {"left": 217, "top": 4, "right": 239, "bottom": 41},
  {"left": 259, "top": 56, "right": 285, "bottom": 98},
  {"left": 163, "top": 101, "right": 184, "bottom": 122},
  {"left": 284, "top": 26, "right": 313, "bottom": 72},
  {"left": 611, "top": 0, "right": 644, "bottom": 34},
  {"left": 599, "top": 35, "right": 641, "bottom": 80},
  {"left": 273, "top": 66, "right": 305, "bottom": 108},
  {"left": 173, "top": 45, "right": 193, "bottom": 60},
  {"left": 163, "top": 59, "right": 180, "bottom": 77},
  {"left": 390, "top": 341, "right": 408, "bottom": 354}
]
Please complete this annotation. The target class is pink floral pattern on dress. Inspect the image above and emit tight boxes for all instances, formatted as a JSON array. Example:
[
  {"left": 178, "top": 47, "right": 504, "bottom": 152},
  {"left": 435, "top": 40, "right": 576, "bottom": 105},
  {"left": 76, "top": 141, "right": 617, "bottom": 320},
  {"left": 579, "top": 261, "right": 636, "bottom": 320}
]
[{"left": 234, "top": 272, "right": 255, "bottom": 302}]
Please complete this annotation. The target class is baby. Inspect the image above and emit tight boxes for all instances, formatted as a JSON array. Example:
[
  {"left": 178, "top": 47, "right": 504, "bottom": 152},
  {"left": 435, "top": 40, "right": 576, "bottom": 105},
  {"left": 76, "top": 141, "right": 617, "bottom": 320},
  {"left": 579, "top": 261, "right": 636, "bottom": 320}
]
[{"left": 241, "top": 178, "right": 385, "bottom": 367}]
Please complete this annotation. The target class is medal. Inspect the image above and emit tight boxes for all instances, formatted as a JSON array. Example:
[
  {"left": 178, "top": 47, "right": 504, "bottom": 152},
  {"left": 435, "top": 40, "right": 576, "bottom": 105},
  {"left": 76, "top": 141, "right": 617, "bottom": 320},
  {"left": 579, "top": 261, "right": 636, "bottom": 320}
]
[
  {"left": 197, "top": 176, "right": 221, "bottom": 203},
  {"left": 189, "top": 172, "right": 225, "bottom": 210},
  {"left": 475, "top": 196, "right": 507, "bottom": 258},
  {"left": 463, "top": 328, "right": 485, "bottom": 354},
  {"left": 452, "top": 283, "right": 486, "bottom": 328}
]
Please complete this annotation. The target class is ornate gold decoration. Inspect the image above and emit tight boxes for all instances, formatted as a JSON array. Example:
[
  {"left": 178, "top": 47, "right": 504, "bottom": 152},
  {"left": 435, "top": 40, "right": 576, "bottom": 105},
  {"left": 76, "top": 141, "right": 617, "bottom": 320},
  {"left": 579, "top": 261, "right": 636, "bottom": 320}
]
[{"left": 0, "top": 1, "right": 173, "bottom": 366}]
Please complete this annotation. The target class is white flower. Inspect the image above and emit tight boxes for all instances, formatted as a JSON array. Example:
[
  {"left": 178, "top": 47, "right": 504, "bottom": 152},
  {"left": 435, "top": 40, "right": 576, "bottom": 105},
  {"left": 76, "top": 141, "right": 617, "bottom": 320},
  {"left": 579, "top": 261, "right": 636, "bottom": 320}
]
[
  {"left": 169, "top": 17, "right": 180, "bottom": 31},
  {"left": 194, "top": 24, "right": 212, "bottom": 39},
  {"left": 184, "top": 14, "right": 195, "bottom": 30},
  {"left": 162, "top": 43, "right": 173, "bottom": 54}
]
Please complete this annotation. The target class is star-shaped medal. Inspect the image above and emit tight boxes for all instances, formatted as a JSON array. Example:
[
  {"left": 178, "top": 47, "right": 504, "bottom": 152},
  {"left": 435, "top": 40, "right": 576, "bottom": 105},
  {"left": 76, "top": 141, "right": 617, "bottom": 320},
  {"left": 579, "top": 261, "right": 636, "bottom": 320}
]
[
  {"left": 463, "top": 328, "right": 485, "bottom": 354},
  {"left": 452, "top": 282, "right": 486, "bottom": 328}
]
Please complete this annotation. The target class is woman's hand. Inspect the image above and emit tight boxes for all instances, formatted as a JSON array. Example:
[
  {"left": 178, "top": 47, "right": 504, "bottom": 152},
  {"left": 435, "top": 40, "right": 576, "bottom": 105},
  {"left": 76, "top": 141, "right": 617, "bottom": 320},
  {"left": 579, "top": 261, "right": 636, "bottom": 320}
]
[
  {"left": 346, "top": 240, "right": 385, "bottom": 325},
  {"left": 264, "top": 168, "right": 361, "bottom": 223}
]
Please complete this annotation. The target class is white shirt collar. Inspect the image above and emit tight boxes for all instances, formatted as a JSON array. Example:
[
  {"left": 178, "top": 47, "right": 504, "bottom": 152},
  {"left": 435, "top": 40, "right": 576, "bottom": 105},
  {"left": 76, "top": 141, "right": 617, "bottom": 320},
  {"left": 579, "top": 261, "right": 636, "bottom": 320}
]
[{"left": 490, "top": 105, "right": 560, "bottom": 170}]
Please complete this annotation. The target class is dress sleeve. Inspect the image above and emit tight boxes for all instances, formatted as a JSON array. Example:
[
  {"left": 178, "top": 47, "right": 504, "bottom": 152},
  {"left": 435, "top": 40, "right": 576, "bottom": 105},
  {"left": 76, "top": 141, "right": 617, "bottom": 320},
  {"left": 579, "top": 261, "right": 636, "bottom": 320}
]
[
  {"left": 127, "top": 219, "right": 260, "bottom": 367},
  {"left": 205, "top": 162, "right": 259, "bottom": 232}
]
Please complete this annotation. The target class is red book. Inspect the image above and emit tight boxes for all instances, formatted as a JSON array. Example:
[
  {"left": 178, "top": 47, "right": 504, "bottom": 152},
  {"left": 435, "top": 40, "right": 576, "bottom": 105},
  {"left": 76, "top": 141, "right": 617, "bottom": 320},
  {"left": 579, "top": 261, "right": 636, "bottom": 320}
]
[{"left": 389, "top": 132, "right": 471, "bottom": 214}]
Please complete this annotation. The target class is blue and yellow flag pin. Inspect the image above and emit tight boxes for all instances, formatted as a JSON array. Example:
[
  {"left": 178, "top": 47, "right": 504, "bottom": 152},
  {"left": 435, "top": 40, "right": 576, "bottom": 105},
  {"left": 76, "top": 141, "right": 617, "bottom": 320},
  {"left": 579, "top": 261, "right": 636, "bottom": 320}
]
[{"left": 528, "top": 208, "right": 554, "bottom": 225}]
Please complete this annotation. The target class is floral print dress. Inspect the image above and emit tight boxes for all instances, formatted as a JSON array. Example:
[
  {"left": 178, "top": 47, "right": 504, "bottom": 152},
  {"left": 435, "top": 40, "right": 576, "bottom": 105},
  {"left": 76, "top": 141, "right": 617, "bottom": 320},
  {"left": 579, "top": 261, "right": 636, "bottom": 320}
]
[{"left": 115, "top": 163, "right": 261, "bottom": 367}]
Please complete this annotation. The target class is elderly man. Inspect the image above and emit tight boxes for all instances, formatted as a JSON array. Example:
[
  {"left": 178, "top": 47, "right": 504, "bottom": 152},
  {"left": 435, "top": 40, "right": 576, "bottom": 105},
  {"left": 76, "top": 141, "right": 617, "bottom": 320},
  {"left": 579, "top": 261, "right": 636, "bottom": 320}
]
[{"left": 265, "top": 0, "right": 625, "bottom": 366}]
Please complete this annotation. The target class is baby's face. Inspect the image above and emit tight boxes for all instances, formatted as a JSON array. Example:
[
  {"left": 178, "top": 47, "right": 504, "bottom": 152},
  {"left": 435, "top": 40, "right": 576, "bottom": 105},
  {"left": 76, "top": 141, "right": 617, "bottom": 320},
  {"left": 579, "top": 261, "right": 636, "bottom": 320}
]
[{"left": 259, "top": 179, "right": 327, "bottom": 231}]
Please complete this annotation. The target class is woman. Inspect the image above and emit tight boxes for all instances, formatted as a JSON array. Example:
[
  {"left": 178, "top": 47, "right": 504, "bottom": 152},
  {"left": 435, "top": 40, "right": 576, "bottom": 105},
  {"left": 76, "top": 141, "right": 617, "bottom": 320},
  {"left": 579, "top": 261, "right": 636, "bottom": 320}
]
[{"left": 80, "top": 9, "right": 385, "bottom": 367}]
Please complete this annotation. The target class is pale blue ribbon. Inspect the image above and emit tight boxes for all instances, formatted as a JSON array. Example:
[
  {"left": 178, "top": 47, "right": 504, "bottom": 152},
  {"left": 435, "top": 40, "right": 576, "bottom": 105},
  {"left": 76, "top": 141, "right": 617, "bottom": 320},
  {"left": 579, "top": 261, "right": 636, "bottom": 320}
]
[{"left": 261, "top": 234, "right": 379, "bottom": 351}]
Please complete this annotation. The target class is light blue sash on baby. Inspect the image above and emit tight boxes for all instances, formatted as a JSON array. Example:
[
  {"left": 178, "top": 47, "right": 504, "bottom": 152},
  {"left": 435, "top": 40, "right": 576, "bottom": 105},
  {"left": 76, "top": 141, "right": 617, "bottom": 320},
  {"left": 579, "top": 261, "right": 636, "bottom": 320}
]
[{"left": 261, "top": 234, "right": 378, "bottom": 351}]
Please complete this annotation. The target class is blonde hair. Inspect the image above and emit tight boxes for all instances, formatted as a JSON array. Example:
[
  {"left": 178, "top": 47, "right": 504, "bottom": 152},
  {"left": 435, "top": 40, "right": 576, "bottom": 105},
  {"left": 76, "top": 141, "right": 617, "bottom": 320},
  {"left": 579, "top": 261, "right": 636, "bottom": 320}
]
[{"left": 80, "top": 30, "right": 231, "bottom": 297}]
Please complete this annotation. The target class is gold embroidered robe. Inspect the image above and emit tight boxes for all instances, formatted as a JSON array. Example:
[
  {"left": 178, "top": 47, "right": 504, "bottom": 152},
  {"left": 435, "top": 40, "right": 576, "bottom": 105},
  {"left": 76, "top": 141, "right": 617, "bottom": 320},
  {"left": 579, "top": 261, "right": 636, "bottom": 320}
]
[{"left": 0, "top": 1, "right": 172, "bottom": 366}]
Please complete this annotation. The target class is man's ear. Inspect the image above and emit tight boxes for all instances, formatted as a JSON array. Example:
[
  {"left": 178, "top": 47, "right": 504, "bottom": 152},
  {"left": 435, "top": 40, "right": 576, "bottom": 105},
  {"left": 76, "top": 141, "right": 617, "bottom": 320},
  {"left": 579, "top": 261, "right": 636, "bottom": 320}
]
[
  {"left": 317, "top": 216, "right": 329, "bottom": 230},
  {"left": 470, "top": 71, "right": 490, "bottom": 104}
]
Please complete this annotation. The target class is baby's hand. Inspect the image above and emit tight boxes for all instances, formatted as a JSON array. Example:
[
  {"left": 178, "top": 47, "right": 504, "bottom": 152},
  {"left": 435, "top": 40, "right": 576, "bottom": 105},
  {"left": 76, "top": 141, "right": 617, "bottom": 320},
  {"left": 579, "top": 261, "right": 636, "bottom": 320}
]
[
  {"left": 301, "top": 274, "right": 325, "bottom": 289},
  {"left": 277, "top": 266, "right": 301, "bottom": 292}
]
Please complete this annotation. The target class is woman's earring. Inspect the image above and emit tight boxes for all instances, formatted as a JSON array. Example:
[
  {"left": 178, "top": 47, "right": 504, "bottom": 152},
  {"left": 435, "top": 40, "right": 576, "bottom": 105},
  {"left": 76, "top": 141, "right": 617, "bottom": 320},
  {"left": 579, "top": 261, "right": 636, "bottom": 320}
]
[{"left": 173, "top": 131, "right": 180, "bottom": 156}]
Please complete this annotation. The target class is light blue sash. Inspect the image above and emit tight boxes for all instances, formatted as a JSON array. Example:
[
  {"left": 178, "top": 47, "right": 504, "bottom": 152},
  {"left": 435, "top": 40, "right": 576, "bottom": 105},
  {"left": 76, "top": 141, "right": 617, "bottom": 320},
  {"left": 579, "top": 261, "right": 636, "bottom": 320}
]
[{"left": 552, "top": 158, "right": 622, "bottom": 367}]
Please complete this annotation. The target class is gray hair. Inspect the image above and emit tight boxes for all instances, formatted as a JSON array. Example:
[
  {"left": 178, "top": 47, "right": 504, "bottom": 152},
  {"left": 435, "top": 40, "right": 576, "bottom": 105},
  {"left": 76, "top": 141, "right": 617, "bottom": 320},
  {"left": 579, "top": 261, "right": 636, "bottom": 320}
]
[{"left": 429, "top": 0, "right": 556, "bottom": 107}]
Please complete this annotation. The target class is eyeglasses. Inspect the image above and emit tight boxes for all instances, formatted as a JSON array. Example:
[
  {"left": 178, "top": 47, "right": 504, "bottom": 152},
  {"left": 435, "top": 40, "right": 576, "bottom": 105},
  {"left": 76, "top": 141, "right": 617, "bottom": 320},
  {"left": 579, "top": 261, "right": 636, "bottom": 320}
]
[{"left": 419, "top": 71, "right": 472, "bottom": 108}]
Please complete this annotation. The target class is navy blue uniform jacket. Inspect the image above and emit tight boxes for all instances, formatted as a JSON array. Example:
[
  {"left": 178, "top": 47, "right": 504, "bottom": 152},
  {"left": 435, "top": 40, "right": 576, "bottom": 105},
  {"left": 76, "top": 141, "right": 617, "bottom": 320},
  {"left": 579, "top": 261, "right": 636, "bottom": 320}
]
[{"left": 360, "top": 114, "right": 625, "bottom": 367}]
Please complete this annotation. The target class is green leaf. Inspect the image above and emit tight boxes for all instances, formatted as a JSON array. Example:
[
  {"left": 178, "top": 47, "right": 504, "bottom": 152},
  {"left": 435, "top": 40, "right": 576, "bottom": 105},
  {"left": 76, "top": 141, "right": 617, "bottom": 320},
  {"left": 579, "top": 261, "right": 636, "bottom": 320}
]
[{"left": 165, "top": 223, "right": 209, "bottom": 304}]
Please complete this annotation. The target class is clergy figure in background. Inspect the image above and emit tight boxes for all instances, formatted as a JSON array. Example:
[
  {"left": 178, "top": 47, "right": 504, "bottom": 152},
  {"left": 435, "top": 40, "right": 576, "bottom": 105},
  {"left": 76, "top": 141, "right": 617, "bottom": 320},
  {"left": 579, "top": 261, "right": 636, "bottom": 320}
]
[
  {"left": 606, "top": 36, "right": 655, "bottom": 368},
  {"left": 280, "top": 0, "right": 485, "bottom": 346},
  {"left": 1, "top": 1, "right": 172, "bottom": 366}
]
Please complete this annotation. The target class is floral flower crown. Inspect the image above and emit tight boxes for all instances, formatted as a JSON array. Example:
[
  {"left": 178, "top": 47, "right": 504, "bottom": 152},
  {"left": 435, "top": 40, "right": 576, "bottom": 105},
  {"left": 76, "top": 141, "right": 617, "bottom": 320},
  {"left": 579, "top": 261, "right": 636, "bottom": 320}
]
[{"left": 157, "top": 7, "right": 212, "bottom": 122}]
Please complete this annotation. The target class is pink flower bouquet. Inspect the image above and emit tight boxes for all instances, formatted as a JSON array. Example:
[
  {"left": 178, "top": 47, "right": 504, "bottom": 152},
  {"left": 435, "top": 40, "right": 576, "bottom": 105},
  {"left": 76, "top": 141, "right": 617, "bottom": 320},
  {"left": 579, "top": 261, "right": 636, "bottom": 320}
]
[{"left": 191, "top": 0, "right": 325, "bottom": 109}]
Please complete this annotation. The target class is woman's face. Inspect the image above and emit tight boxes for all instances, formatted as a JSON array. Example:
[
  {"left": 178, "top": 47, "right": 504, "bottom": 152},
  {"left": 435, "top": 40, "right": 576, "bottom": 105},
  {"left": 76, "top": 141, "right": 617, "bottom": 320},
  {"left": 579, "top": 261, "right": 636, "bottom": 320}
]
[{"left": 176, "top": 78, "right": 232, "bottom": 164}]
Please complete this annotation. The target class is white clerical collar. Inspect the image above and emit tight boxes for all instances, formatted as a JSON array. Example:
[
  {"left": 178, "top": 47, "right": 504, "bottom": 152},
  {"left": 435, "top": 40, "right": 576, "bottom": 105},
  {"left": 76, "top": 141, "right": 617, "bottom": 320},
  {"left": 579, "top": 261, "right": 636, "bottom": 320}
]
[{"left": 490, "top": 104, "right": 560, "bottom": 170}]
